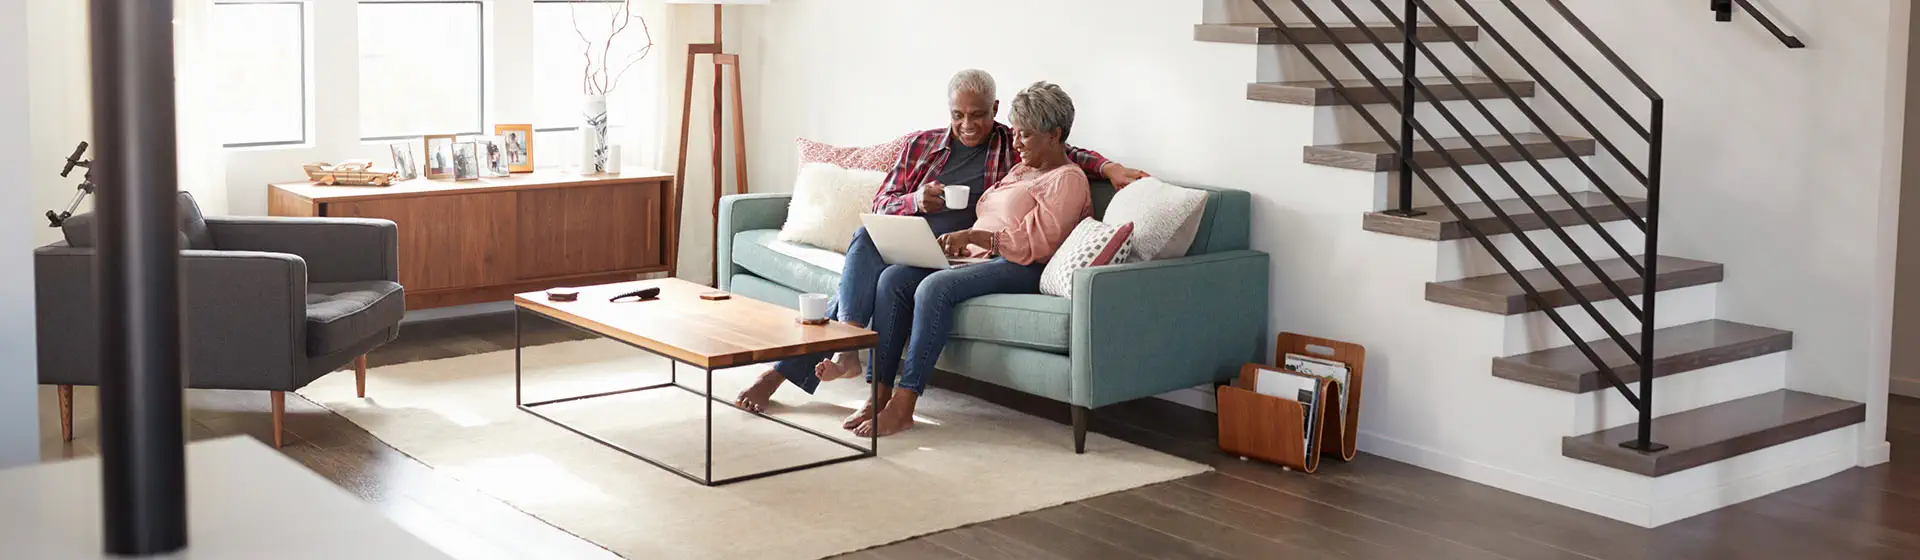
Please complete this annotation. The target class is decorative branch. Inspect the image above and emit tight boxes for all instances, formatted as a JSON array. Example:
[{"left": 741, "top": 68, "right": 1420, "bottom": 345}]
[{"left": 570, "top": 0, "right": 654, "bottom": 96}]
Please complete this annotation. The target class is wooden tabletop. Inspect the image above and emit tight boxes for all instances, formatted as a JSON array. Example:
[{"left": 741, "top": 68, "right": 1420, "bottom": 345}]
[
  {"left": 271, "top": 167, "right": 674, "bottom": 203},
  {"left": 514, "top": 278, "right": 877, "bottom": 369}
]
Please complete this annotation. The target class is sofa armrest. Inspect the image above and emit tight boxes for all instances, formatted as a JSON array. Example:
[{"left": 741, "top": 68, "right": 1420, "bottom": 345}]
[
  {"left": 35, "top": 245, "right": 310, "bottom": 390},
  {"left": 716, "top": 193, "right": 792, "bottom": 290},
  {"left": 1070, "top": 250, "right": 1270, "bottom": 408},
  {"left": 205, "top": 216, "right": 397, "bottom": 284}
]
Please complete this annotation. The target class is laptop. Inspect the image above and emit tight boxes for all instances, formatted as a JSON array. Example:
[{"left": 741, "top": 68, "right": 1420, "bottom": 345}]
[{"left": 860, "top": 214, "right": 991, "bottom": 269}]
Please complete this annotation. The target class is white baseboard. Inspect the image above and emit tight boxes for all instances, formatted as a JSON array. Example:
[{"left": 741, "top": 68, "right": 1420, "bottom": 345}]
[
  {"left": 1860, "top": 440, "right": 1893, "bottom": 467},
  {"left": 1357, "top": 427, "right": 1861, "bottom": 528},
  {"left": 1893, "top": 376, "right": 1920, "bottom": 398},
  {"left": 1154, "top": 386, "right": 1217, "bottom": 412}
]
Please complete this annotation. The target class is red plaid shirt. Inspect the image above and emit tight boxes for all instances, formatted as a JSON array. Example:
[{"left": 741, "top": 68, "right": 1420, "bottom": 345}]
[{"left": 871, "top": 122, "right": 1112, "bottom": 215}]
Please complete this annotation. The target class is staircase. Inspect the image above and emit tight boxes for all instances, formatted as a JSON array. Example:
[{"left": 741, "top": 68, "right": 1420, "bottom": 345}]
[{"left": 1197, "top": 0, "right": 1861, "bottom": 526}]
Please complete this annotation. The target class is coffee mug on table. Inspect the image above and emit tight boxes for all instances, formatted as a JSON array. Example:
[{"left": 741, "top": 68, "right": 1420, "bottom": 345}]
[
  {"left": 944, "top": 185, "right": 972, "bottom": 210},
  {"left": 798, "top": 293, "right": 830, "bottom": 323}
]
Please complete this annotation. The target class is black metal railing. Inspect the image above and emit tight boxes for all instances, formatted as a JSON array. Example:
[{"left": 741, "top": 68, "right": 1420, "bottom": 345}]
[
  {"left": 1247, "top": 0, "right": 1669, "bottom": 452},
  {"left": 1713, "top": 0, "right": 1806, "bottom": 48}
]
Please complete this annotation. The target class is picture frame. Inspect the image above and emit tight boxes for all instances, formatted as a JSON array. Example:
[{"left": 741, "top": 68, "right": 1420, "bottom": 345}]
[
  {"left": 452, "top": 141, "right": 481, "bottom": 181},
  {"left": 495, "top": 124, "right": 534, "bottom": 173},
  {"left": 389, "top": 142, "right": 418, "bottom": 181},
  {"left": 479, "top": 135, "right": 512, "bottom": 178},
  {"left": 423, "top": 134, "right": 457, "bottom": 180}
]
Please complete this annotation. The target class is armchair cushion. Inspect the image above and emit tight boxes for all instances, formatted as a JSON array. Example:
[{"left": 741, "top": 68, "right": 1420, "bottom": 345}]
[
  {"left": 306, "top": 281, "right": 405, "bottom": 356},
  {"left": 59, "top": 191, "right": 216, "bottom": 250}
]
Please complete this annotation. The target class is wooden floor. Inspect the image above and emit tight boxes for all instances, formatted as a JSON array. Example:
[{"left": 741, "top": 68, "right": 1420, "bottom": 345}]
[{"left": 37, "top": 311, "right": 1920, "bottom": 559}]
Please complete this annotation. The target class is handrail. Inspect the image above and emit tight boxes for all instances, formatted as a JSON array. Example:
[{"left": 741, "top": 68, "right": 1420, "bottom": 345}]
[
  {"left": 1715, "top": 0, "right": 1807, "bottom": 48},
  {"left": 1244, "top": 0, "right": 1669, "bottom": 452}
]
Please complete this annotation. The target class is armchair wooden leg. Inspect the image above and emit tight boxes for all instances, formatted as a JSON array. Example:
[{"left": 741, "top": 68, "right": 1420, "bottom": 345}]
[
  {"left": 270, "top": 391, "right": 285, "bottom": 449},
  {"left": 354, "top": 354, "right": 368, "bottom": 398},
  {"left": 1072, "top": 405, "right": 1089, "bottom": 454},
  {"left": 57, "top": 385, "right": 74, "bottom": 442}
]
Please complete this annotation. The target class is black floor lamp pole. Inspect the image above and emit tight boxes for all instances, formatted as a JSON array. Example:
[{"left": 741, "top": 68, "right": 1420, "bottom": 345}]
[{"left": 89, "top": 0, "right": 188, "bottom": 555}]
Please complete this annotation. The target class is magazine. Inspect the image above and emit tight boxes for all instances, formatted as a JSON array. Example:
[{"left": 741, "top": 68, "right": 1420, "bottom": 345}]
[
  {"left": 1285, "top": 352, "right": 1351, "bottom": 425},
  {"left": 1254, "top": 367, "right": 1322, "bottom": 457}
]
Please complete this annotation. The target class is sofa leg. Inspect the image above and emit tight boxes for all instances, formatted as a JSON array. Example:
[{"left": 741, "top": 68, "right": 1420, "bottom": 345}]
[
  {"left": 354, "top": 354, "right": 368, "bottom": 398},
  {"left": 270, "top": 391, "right": 285, "bottom": 449},
  {"left": 57, "top": 385, "right": 74, "bottom": 442},
  {"left": 1072, "top": 405, "right": 1089, "bottom": 454}
]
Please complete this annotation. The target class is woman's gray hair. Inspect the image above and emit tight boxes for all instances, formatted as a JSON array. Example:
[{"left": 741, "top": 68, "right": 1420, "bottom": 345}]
[
  {"left": 948, "top": 69, "right": 997, "bottom": 101},
  {"left": 1009, "top": 81, "right": 1075, "bottom": 142}
]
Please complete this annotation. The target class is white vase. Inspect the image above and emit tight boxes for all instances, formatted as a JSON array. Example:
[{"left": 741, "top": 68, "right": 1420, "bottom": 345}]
[{"left": 582, "top": 94, "right": 610, "bottom": 174}]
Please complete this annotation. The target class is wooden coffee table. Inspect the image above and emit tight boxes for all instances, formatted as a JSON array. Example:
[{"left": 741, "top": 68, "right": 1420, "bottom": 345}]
[{"left": 512, "top": 278, "right": 879, "bottom": 486}]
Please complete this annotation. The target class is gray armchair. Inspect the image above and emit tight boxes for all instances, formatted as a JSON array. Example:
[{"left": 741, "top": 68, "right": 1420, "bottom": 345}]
[{"left": 36, "top": 192, "right": 404, "bottom": 447}]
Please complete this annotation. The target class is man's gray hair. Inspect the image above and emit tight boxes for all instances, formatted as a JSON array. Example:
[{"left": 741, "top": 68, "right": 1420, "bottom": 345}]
[
  {"left": 948, "top": 69, "right": 997, "bottom": 101},
  {"left": 1009, "top": 81, "right": 1075, "bottom": 142}
]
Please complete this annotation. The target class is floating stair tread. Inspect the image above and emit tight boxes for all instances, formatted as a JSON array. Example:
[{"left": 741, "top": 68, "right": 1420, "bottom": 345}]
[
  {"left": 1362, "top": 191, "right": 1647, "bottom": 241},
  {"left": 1306, "top": 132, "right": 1598, "bottom": 172},
  {"left": 1425, "top": 255, "right": 1723, "bottom": 315},
  {"left": 1492, "top": 320, "right": 1793, "bottom": 393},
  {"left": 1561, "top": 390, "right": 1865, "bottom": 477},
  {"left": 1194, "top": 23, "right": 1479, "bottom": 45},
  {"left": 1248, "top": 77, "right": 1537, "bottom": 106}
]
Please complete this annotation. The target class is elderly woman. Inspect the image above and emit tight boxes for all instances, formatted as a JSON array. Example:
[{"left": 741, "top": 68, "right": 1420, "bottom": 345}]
[{"left": 852, "top": 81, "right": 1094, "bottom": 436}]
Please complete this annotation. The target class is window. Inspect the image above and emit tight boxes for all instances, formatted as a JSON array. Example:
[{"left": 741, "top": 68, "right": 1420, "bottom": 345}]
[
  {"left": 358, "top": 1, "right": 484, "bottom": 140},
  {"left": 212, "top": 2, "right": 307, "bottom": 147},
  {"left": 533, "top": 0, "right": 652, "bottom": 167}
]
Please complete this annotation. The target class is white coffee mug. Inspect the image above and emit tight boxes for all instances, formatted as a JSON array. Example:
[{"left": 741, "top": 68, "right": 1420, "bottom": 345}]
[
  {"left": 798, "top": 293, "right": 830, "bottom": 322},
  {"left": 945, "top": 185, "right": 972, "bottom": 210}
]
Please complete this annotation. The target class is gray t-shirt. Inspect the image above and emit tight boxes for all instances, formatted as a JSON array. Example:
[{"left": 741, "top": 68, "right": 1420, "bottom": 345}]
[{"left": 934, "top": 136, "right": 990, "bottom": 206}]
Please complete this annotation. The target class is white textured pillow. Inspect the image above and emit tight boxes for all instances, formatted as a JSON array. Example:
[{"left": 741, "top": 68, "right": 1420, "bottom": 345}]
[
  {"left": 778, "top": 162, "right": 885, "bottom": 252},
  {"left": 1100, "top": 178, "right": 1207, "bottom": 261}
]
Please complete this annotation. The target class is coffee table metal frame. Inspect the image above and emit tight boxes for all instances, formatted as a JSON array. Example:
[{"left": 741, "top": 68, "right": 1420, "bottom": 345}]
[{"left": 512, "top": 306, "right": 878, "bottom": 487}]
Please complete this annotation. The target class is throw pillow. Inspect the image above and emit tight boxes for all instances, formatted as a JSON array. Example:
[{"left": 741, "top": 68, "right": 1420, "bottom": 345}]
[
  {"left": 796, "top": 135, "right": 910, "bottom": 172},
  {"left": 1039, "top": 219, "right": 1135, "bottom": 299},
  {"left": 1100, "top": 177, "right": 1208, "bottom": 262},
  {"left": 778, "top": 162, "right": 887, "bottom": 252}
]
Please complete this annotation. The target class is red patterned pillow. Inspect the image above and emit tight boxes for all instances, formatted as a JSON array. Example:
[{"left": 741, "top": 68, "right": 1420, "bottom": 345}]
[{"left": 796, "top": 135, "right": 910, "bottom": 172}]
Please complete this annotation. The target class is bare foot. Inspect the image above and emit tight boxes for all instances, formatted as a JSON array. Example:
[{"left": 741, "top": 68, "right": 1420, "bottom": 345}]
[
  {"left": 815, "top": 351, "right": 863, "bottom": 382},
  {"left": 855, "top": 389, "right": 918, "bottom": 437},
  {"left": 842, "top": 387, "right": 891, "bottom": 430},
  {"left": 733, "top": 369, "right": 784, "bottom": 413}
]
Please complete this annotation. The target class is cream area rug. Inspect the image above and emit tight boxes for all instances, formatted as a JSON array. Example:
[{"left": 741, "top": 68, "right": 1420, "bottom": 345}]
[{"left": 299, "top": 339, "right": 1209, "bottom": 559}]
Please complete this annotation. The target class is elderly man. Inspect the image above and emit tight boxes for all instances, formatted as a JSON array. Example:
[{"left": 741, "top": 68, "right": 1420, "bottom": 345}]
[{"left": 735, "top": 70, "right": 1148, "bottom": 429}]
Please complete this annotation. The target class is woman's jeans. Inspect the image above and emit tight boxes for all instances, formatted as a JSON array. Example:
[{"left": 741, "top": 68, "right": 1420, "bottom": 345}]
[
  {"left": 867, "top": 258, "right": 1045, "bottom": 394},
  {"left": 767, "top": 210, "right": 976, "bottom": 394}
]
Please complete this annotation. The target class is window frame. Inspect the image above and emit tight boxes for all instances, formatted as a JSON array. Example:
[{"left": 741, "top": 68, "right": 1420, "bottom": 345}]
[
  {"left": 213, "top": 0, "right": 311, "bottom": 149},
  {"left": 531, "top": 0, "right": 633, "bottom": 134},
  {"left": 356, "top": 0, "right": 488, "bottom": 142}
]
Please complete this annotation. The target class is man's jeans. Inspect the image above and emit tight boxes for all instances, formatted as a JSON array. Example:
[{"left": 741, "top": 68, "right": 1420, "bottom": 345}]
[
  {"left": 867, "top": 258, "right": 1044, "bottom": 394},
  {"left": 768, "top": 210, "right": 975, "bottom": 393}
]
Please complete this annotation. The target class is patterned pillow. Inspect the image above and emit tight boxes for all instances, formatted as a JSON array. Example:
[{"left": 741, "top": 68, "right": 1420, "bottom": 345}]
[
  {"left": 1039, "top": 219, "right": 1135, "bottom": 299},
  {"left": 796, "top": 135, "right": 910, "bottom": 172}
]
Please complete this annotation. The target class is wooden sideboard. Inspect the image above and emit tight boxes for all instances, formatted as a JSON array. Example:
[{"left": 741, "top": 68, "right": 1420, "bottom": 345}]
[{"left": 269, "top": 168, "right": 678, "bottom": 310}]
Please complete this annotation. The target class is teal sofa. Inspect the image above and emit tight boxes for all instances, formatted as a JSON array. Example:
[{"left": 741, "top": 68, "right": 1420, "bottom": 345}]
[{"left": 717, "top": 182, "right": 1269, "bottom": 452}]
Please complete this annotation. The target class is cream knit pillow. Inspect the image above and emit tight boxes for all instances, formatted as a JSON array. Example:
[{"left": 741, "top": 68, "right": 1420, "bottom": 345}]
[
  {"left": 777, "top": 163, "right": 885, "bottom": 252},
  {"left": 1100, "top": 178, "right": 1207, "bottom": 261}
]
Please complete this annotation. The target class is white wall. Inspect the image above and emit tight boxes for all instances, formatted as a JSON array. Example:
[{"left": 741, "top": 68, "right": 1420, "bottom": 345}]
[
  {"left": 2, "top": 0, "right": 41, "bottom": 469},
  {"left": 735, "top": 0, "right": 1900, "bottom": 464}
]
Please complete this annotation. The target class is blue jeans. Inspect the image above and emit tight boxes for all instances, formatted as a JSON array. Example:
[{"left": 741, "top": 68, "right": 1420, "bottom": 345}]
[
  {"left": 867, "top": 258, "right": 1045, "bottom": 394},
  {"left": 769, "top": 210, "right": 978, "bottom": 393}
]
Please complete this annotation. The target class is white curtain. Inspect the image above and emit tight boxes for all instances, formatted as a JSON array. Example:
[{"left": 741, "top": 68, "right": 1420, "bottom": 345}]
[{"left": 174, "top": 0, "right": 229, "bottom": 215}]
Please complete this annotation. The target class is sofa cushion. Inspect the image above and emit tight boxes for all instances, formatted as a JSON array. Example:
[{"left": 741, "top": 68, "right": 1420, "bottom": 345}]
[
  {"left": 950, "top": 294, "right": 1072, "bottom": 353},
  {"left": 306, "top": 280, "right": 405, "bottom": 356},
  {"left": 732, "top": 229, "right": 844, "bottom": 297},
  {"left": 61, "top": 191, "right": 216, "bottom": 250},
  {"left": 778, "top": 163, "right": 885, "bottom": 252}
]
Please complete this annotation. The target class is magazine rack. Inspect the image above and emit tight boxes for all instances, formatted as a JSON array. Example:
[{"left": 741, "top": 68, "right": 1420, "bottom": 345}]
[{"left": 1216, "top": 332, "right": 1366, "bottom": 472}]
